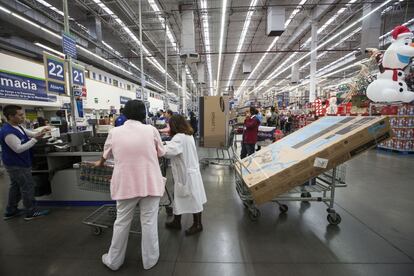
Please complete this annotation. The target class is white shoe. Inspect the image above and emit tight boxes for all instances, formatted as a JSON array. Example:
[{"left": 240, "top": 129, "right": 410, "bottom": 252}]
[{"left": 102, "top": 253, "right": 120, "bottom": 271}]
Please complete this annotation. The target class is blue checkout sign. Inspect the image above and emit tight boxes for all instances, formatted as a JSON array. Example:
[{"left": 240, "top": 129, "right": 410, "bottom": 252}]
[
  {"left": 46, "top": 57, "right": 65, "bottom": 82},
  {"left": 43, "top": 53, "right": 67, "bottom": 95},
  {"left": 62, "top": 32, "right": 77, "bottom": 59},
  {"left": 72, "top": 66, "right": 85, "bottom": 86}
]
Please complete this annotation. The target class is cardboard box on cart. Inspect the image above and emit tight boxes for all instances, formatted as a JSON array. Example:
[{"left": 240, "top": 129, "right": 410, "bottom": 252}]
[
  {"left": 239, "top": 116, "right": 392, "bottom": 204},
  {"left": 199, "top": 96, "right": 229, "bottom": 148}
]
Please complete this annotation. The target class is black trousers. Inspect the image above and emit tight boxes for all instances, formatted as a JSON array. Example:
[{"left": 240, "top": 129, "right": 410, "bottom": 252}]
[{"left": 240, "top": 143, "right": 256, "bottom": 159}]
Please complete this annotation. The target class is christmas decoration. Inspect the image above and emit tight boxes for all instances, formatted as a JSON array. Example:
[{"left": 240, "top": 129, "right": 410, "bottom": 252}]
[{"left": 367, "top": 25, "right": 414, "bottom": 103}]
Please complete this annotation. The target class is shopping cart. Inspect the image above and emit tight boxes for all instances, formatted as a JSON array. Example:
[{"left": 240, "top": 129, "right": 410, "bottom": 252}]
[
  {"left": 234, "top": 154, "right": 346, "bottom": 225},
  {"left": 76, "top": 158, "right": 172, "bottom": 235}
]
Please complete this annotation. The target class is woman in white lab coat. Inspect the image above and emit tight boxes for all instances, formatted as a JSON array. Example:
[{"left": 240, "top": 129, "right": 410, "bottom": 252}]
[{"left": 164, "top": 114, "right": 207, "bottom": 235}]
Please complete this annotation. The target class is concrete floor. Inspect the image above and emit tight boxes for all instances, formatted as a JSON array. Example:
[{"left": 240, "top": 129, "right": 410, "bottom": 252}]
[{"left": 0, "top": 149, "right": 413, "bottom": 275}]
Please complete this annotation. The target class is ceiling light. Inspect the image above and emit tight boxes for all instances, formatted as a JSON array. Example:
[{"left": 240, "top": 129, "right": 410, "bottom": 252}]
[
  {"left": 34, "top": 42, "right": 65, "bottom": 57},
  {"left": 252, "top": 0, "right": 393, "bottom": 94},
  {"left": 225, "top": 0, "right": 258, "bottom": 91},
  {"left": 200, "top": 0, "right": 213, "bottom": 96},
  {"left": 236, "top": 0, "right": 306, "bottom": 97},
  {"left": 216, "top": 0, "right": 228, "bottom": 95}
]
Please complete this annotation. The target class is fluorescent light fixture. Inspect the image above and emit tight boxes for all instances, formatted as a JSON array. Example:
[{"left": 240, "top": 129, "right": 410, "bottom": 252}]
[
  {"left": 92, "top": 0, "right": 180, "bottom": 86},
  {"left": 236, "top": 36, "right": 279, "bottom": 95},
  {"left": 200, "top": 0, "right": 213, "bottom": 96},
  {"left": 147, "top": 0, "right": 178, "bottom": 53},
  {"left": 216, "top": 0, "right": 228, "bottom": 95},
  {"left": 319, "top": 58, "right": 368, "bottom": 78},
  {"left": 252, "top": 0, "right": 393, "bottom": 94},
  {"left": 0, "top": 5, "right": 11, "bottom": 13},
  {"left": 102, "top": 40, "right": 122, "bottom": 57},
  {"left": 0, "top": 4, "right": 182, "bottom": 91},
  {"left": 225, "top": 0, "right": 258, "bottom": 90},
  {"left": 236, "top": 0, "right": 306, "bottom": 97},
  {"left": 300, "top": 27, "right": 361, "bottom": 70},
  {"left": 34, "top": 42, "right": 65, "bottom": 57},
  {"left": 77, "top": 46, "right": 133, "bottom": 75},
  {"left": 284, "top": 0, "right": 307, "bottom": 27}
]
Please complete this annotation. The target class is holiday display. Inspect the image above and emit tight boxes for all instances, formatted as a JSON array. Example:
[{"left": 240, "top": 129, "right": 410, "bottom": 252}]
[
  {"left": 378, "top": 104, "right": 414, "bottom": 152},
  {"left": 367, "top": 25, "right": 414, "bottom": 103}
]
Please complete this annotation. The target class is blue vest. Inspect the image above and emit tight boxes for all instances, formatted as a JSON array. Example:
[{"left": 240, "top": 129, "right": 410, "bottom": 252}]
[
  {"left": 0, "top": 123, "right": 32, "bottom": 168},
  {"left": 115, "top": 114, "right": 127, "bottom": 127}
]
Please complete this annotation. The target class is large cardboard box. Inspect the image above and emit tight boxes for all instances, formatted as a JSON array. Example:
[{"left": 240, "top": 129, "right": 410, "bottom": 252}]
[
  {"left": 199, "top": 96, "right": 229, "bottom": 148},
  {"left": 239, "top": 116, "right": 392, "bottom": 204}
]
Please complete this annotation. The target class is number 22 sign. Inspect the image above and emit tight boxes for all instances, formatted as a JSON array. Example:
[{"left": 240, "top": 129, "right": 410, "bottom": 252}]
[
  {"left": 44, "top": 54, "right": 66, "bottom": 82},
  {"left": 43, "top": 52, "right": 66, "bottom": 94}
]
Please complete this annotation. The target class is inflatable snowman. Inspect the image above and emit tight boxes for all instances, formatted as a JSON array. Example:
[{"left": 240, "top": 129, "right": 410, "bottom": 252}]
[{"left": 366, "top": 26, "right": 414, "bottom": 103}]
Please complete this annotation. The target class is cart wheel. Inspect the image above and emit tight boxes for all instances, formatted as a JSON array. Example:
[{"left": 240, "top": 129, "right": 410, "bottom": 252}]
[
  {"left": 279, "top": 204, "right": 288, "bottom": 214},
  {"left": 165, "top": 206, "right": 173, "bottom": 216},
  {"left": 92, "top": 226, "right": 102, "bottom": 236},
  {"left": 248, "top": 208, "right": 261, "bottom": 221},
  {"left": 327, "top": 213, "right": 342, "bottom": 225}
]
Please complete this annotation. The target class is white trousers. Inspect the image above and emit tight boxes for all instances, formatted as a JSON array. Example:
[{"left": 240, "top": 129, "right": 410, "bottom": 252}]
[{"left": 103, "top": 196, "right": 160, "bottom": 270}]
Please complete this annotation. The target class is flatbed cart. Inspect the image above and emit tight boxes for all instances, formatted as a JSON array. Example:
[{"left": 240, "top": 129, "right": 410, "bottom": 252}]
[
  {"left": 76, "top": 158, "right": 173, "bottom": 235},
  {"left": 199, "top": 126, "right": 236, "bottom": 168},
  {"left": 234, "top": 155, "right": 346, "bottom": 225}
]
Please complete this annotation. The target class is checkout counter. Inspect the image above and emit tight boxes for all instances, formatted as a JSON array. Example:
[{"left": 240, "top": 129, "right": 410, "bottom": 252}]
[{"left": 34, "top": 123, "right": 113, "bottom": 205}]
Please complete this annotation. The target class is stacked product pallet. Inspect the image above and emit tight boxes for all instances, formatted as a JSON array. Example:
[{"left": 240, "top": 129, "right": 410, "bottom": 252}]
[{"left": 378, "top": 104, "right": 414, "bottom": 153}]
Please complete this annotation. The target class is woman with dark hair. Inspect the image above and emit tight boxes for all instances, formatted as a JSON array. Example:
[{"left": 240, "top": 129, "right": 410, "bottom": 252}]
[
  {"left": 163, "top": 114, "right": 207, "bottom": 235},
  {"left": 94, "top": 100, "right": 166, "bottom": 271}
]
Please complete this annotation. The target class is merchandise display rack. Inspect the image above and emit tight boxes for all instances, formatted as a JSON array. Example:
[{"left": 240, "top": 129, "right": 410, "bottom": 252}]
[{"left": 376, "top": 104, "right": 414, "bottom": 153}]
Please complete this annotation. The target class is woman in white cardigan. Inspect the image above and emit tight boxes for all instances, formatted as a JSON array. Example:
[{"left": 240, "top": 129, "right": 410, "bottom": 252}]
[{"left": 163, "top": 114, "right": 207, "bottom": 235}]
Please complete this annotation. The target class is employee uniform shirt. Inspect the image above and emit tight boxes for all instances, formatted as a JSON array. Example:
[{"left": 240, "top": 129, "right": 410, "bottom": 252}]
[{"left": 4, "top": 126, "right": 38, "bottom": 153}]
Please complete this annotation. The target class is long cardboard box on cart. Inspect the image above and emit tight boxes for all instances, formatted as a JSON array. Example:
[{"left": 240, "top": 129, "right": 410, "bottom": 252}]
[{"left": 238, "top": 116, "right": 392, "bottom": 204}]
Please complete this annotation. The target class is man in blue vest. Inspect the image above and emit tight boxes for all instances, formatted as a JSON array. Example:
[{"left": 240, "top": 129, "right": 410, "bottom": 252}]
[
  {"left": 0, "top": 105, "right": 50, "bottom": 220},
  {"left": 114, "top": 108, "right": 127, "bottom": 127}
]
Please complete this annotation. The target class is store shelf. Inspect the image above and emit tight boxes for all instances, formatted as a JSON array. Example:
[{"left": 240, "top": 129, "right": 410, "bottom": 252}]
[
  {"left": 390, "top": 138, "right": 414, "bottom": 141},
  {"left": 387, "top": 115, "right": 414, "bottom": 117},
  {"left": 378, "top": 146, "right": 414, "bottom": 152},
  {"left": 391, "top": 126, "right": 414, "bottom": 129}
]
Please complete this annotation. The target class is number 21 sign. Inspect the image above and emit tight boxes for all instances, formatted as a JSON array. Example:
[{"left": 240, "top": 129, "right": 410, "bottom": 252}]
[
  {"left": 71, "top": 63, "right": 85, "bottom": 87},
  {"left": 43, "top": 52, "right": 66, "bottom": 95}
]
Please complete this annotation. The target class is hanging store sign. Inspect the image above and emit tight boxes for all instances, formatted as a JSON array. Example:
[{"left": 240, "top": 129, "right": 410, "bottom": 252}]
[
  {"left": 143, "top": 89, "right": 148, "bottom": 101},
  {"left": 71, "top": 63, "right": 85, "bottom": 87},
  {"left": 0, "top": 69, "right": 57, "bottom": 102},
  {"left": 136, "top": 88, "right": 142, "bottom": 100},
  {"left": 62, "top": 32, "right": 77, "bottom": 59},
  {"left": 120, "top": 96, "right": 132, "bottom": 105},
  {"left": 43, "top": 52, "right": 67, "bottom": 95}
]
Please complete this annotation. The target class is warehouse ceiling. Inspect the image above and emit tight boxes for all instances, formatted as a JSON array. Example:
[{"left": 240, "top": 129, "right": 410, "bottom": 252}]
[{"left": 0, "top": 0, "right": 413, "bottom": 98}]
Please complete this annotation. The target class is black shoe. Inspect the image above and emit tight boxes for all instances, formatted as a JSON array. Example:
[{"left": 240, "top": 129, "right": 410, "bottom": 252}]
[
  {"left": 165, "top": 215, "right": 181, "bottom": 230},
  {"left": 3, "top": 209, "right": 25, "bottom": 220},
  {"left": 185, "top": 224, "right": 203, "bottom": 236},
  {"left": 24, "top": 209, "right": 50, "bottom": 221},
  {"left": 165, "top": 220, "right": 182, "bottom": 230}
]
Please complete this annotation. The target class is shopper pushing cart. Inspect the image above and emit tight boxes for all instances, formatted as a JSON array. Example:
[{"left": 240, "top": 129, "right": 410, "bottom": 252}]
[{"left": 93, "top": 100, "right": 167, "bottom": 271}]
